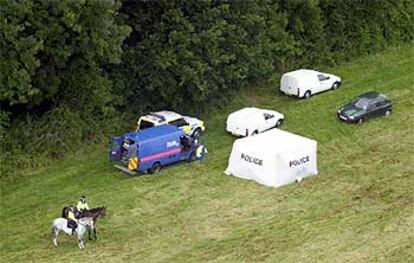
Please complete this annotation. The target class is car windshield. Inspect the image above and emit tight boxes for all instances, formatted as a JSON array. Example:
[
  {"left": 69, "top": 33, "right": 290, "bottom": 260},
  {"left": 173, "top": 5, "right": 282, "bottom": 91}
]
[
  {"left": 353, "top": 98, "right": 370, "bottom": 109},
  {"left": 139, "top": 120, "right": 154, "bottom": 129}
]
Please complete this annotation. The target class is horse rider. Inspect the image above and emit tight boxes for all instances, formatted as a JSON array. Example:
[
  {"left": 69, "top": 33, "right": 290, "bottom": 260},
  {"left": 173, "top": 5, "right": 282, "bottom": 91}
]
[
  {"left": 67, "top": 205, "right": 78, "bottom": 235},
  {"left": 77, "top": 195, "right": 90, "bottom": 217}
]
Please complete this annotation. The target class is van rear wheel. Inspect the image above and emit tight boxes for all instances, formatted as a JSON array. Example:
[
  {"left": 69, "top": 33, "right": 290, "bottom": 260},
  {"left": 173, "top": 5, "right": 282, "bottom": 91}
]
[
  {"left": 304, "top": 91, "right": 311, "bottom": 99},
  {"left": 148, "top": 162, "right": 161, "bottom": 174}
]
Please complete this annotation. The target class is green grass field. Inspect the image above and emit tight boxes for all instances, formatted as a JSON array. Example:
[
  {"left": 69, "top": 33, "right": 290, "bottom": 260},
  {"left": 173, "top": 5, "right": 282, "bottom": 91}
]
[{"left": 1, "top": 44, "right": 413, "bottom": 263}]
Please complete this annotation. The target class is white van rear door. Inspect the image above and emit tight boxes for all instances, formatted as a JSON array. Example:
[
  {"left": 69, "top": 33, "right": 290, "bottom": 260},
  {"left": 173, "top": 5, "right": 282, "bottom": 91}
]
[{"left": 280, "top": 74, "right": 298, "bottom": 95}]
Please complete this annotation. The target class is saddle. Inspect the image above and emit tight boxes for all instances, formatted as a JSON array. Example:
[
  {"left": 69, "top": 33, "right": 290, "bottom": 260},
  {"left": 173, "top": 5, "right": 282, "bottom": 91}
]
[{"left": 67, "top": 219, "right": 77, "bottom": 230}]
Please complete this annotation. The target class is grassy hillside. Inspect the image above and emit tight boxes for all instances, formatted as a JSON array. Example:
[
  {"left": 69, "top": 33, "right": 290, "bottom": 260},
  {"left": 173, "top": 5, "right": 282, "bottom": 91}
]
[{"left": 1, "top": 44, "right": 413, "bottom": 263}]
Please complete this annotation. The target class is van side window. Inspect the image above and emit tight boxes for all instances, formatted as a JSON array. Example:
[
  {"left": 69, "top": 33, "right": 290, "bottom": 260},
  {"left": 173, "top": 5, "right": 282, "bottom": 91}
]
[
  {"left": 317, "top": 74, "right": 326, "bottom": 81},
  {"left": 169, "top": 118, "right": 189, "bottom": 127},
  {"left": 263, "top": 113, "right": 274, "bottom": 120}
]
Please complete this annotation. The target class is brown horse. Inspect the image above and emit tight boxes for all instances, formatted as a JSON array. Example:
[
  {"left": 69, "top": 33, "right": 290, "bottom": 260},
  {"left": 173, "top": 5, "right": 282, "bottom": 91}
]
[{"left": 61, "top": 206, "right": 107, "bottom": 240}]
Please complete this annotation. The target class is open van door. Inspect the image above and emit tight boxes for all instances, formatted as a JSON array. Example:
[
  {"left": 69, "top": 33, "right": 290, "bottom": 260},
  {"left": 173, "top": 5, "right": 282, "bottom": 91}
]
[{"left": 109, "top": 136, "right": 123, "bottom": 161}]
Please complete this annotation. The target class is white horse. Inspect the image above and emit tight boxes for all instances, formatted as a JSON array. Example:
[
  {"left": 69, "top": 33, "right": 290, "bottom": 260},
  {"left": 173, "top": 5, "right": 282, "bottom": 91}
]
[{"left": 51, "top": 217, "right": 94, "bottom": 249}]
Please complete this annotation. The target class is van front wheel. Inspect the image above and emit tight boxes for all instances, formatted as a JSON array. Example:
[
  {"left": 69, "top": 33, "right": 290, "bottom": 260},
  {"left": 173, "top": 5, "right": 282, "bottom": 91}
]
[
  {"left": 276, "top": 119, "right": 284, "bottom": 128},
  {"left": 148, "top": 162, "right": 161, "bottom": 174},
  {"left": 303, "top": 91, "right": 311, "bottom": 99},
  {"left": 332, "top": 82, "right": 340, "bottom": 90}
]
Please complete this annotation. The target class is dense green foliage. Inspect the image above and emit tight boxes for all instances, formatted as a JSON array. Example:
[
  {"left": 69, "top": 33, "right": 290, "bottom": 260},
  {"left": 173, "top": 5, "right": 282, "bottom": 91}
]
[
  {"left": 1, "top": 0, "right": 413, "bottom": 174},
  {"left": 0, "top": 0, "right": 131, "bottom": 172},
  {"left": 1, "top": 0, "right": 130, "bottom": 107},
  {"left": 113, "top": 1, "right": 294, "bottom": 113},
  {"left": 1, "top": 45, "right": 413, "bottom": 262}
]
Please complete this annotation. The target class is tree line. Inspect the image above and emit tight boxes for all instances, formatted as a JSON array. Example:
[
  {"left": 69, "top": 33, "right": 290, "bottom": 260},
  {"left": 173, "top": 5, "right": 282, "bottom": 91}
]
[{"left": 1, "top": 0, "right": 413, "bottom": 173}]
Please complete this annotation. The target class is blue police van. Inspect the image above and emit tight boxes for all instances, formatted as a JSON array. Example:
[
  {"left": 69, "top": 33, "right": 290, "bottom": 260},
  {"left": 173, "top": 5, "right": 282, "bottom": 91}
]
[{"left": 109, "top": 125, "right": 205, "bottom": 175}]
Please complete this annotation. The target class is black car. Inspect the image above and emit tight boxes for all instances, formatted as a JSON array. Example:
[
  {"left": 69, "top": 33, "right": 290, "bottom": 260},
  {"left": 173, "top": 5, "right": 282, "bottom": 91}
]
[{"left": 337, "top": 91, "right": 392, "bottom": 124}]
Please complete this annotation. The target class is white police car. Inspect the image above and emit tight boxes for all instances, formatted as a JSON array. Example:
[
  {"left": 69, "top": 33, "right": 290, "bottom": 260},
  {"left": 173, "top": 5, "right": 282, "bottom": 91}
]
[{"left": 136, "top": 110, "right": 205, "bottom": 138}]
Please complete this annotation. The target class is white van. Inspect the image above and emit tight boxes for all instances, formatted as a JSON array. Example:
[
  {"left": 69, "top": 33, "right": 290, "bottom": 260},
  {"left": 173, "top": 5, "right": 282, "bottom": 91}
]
[
  {"left": 226, "top": 107, "right": 284, "bottom": 137},
  {"left": 280, "top": 69, "right": 341, "bottom": 99}
]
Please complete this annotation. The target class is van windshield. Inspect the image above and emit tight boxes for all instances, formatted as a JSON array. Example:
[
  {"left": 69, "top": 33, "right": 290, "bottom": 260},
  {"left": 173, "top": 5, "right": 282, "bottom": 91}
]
[{"left": 139, "top": 120, "right": 155, "bottom": 129}]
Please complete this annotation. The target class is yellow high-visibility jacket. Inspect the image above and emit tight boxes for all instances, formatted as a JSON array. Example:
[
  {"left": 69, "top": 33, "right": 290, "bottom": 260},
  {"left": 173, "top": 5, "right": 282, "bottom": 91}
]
[
  {"left": 77, "top": 201, "right": 89, "bottom": 211},
  {"left": 68, "top": 211, "right": 77, "bottom": 221}
]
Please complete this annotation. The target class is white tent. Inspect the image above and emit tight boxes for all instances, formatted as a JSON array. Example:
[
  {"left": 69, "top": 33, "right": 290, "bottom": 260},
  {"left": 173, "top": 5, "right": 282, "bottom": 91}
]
[{"left": 224, "top": 129, "right": 317, "bottom": 187}]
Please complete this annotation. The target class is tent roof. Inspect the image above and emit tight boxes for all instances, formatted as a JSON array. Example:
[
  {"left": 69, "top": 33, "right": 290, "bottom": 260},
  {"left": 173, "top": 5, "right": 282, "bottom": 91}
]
[{"left": 234, "top": 128, "right": 316, "bottom": 153}]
